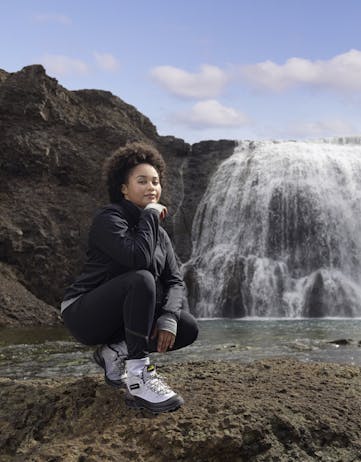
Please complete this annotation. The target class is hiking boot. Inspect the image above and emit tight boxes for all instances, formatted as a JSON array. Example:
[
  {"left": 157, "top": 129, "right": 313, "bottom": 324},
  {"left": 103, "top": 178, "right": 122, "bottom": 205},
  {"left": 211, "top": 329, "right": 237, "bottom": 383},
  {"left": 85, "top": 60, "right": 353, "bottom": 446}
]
[
  {"left": 125, "top": 360, "right": 184, "bottom": 413},
  {"left": 93, "top": 342, "right": 128, "bottom": 388}
]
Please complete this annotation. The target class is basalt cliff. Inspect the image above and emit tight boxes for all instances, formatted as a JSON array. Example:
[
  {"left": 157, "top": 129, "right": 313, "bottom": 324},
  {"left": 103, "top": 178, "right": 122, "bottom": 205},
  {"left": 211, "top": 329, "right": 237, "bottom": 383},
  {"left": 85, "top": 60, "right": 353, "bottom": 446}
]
[{"left": 0, "top": 65, "right": 235, "bottom": 326}]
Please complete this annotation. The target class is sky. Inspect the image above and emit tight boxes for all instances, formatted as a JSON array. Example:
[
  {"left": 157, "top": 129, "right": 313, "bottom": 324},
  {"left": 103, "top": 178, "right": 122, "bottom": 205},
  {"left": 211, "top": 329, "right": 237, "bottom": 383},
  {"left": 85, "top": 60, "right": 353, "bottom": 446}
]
[{"left": 1, "top": 0, "right": 361, "bottom": 144}]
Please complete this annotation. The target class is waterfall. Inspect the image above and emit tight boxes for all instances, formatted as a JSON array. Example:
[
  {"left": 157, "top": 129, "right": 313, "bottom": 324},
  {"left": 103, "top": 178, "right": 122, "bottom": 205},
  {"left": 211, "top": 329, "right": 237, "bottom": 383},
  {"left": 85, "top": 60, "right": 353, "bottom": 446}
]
[{"left": 185, "top": 138, "right": 361, "bottom": 318}]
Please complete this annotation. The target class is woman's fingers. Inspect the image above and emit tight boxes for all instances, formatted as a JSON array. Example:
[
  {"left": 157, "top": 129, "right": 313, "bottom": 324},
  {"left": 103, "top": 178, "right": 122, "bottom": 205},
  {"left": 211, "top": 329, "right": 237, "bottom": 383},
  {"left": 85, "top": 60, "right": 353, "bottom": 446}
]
[
  {"left": 159, "top": 206, "right": 168, "bottom": 220},
  {"left": 157, "top": 330, "right": 175, "bottom": 352}
]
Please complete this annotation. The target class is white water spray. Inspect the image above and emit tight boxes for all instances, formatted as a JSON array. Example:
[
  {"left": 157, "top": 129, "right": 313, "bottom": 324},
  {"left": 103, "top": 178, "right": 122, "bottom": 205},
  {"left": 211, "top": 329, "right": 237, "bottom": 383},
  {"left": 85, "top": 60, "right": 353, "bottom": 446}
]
[{"left": 186, "top": 138, "right": 361, "bottom": 317}]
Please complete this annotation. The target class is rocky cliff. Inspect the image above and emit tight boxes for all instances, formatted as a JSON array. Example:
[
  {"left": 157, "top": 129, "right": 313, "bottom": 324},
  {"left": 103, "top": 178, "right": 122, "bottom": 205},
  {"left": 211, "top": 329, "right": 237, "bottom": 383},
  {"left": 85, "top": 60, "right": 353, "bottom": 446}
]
[{"left": 0, "top": 65, "right": 235, "bottom": 326}]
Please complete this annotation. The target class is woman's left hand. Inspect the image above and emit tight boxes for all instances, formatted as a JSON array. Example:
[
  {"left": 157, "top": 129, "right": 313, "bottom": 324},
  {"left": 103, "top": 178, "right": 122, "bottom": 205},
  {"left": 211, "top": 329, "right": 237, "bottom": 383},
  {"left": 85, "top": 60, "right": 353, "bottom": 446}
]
[{"left": 151, "top": 327, "right": 175, "bottom": 352}]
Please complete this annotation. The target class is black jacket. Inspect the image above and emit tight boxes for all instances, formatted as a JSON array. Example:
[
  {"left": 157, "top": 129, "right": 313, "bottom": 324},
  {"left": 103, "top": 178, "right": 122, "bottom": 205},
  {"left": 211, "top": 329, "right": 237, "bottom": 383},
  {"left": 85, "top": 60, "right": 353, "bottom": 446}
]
[{"left": 63, "top": 199, "right": 185, "bottom": 328}]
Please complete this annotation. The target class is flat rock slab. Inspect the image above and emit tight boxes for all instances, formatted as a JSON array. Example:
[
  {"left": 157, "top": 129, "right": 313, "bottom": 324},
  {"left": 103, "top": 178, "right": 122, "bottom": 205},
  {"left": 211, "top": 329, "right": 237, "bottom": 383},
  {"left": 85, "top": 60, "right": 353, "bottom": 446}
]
[{"left": 1, "top": 358, "right": 361, "bottom": 462}]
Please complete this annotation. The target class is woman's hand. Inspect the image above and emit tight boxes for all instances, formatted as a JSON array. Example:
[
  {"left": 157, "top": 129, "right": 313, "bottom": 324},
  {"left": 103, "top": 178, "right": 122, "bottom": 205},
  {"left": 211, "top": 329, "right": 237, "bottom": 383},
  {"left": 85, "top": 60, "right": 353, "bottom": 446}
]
[
  {"left": 145, "top": 203, "right": 168, "bottom": 220},
  {"left": 151, "top": 326, "right": 175, "bottom": 352},
  {"left": 159, "top": 206, "right": 167, "bottom": 221}
]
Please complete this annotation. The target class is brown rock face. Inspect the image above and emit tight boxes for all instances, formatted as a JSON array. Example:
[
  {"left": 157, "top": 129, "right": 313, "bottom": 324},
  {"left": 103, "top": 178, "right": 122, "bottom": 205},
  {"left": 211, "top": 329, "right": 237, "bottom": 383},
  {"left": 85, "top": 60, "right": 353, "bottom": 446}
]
[
  {"left": 0, "top": 69, "right": 9, "bottom": 83},
  {"left": 0, "top": 262, "right": 59, "bottom": 327},
  {"left": 0, "top": 65, "right": 190, "bottom": 324},
  {"left": 0, "top": 65, "right": 235, "bottom": 325}
]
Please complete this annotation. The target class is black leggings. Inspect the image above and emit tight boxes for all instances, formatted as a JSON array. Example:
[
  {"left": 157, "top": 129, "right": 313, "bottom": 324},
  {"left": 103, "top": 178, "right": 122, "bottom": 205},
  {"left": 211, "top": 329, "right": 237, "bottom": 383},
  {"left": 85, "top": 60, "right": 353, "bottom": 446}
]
[{"left": 62, "top": 270, "right": 199, "bottom": 359}]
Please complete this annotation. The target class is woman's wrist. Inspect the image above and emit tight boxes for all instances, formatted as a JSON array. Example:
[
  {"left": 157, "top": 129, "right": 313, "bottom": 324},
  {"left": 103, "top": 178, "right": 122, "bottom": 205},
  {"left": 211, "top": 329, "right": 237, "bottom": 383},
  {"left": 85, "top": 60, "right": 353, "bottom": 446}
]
[{"left": 157, "top": 313, "right": 177, "bottom": 336}]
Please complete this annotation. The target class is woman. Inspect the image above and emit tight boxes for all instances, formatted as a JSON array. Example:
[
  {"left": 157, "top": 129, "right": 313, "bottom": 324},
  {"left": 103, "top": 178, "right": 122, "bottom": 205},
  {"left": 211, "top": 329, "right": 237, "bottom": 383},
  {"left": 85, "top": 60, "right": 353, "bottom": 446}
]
[{"left": 61, "top": 142, "right": 198, "bottom": 413}]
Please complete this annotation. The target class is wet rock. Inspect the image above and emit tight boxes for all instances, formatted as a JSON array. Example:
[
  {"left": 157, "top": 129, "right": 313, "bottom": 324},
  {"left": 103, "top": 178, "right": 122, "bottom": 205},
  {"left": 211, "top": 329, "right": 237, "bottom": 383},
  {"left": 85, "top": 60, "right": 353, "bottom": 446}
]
[
  {"left": 328, "top": 339, "right": 354, "bottom": 346},
  {"left": 267, "top": 182, "right": 339, "bottom": 272},
  {"left": 220, "top": 256, "right": 246, "bottom": 317},
  {"left": 304, "top": 270, "right": 325, "bottom": 317},
  {"left": 182, "top": 263, "right": 201, "bottom": 313}
]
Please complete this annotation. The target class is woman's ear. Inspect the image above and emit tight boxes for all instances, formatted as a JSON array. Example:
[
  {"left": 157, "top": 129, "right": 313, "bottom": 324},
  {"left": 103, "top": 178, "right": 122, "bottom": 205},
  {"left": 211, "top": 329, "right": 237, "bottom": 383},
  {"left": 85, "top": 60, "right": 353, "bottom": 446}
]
[{"left": 121, "top": 184, "right": 128, "bottom": 196}]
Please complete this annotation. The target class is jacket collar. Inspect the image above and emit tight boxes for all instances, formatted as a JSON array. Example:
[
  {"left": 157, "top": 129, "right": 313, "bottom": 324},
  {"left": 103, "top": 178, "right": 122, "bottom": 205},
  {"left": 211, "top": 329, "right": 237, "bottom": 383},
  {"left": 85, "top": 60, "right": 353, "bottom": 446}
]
[{"left": 118, "top": 198, "right": 142, "bottom": 227}]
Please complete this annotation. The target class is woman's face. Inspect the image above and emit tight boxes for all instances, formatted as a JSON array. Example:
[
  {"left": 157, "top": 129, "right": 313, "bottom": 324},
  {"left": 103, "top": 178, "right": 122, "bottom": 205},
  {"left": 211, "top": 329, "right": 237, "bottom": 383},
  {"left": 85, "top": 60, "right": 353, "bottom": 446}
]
[{"left": 121, "top": 163, "right": 161, "bottom": 208}]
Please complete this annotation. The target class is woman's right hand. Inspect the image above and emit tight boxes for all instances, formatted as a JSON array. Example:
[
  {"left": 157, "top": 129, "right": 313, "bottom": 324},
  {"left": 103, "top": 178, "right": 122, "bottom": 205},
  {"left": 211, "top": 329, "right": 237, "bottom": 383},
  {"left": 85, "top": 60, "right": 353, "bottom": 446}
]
[
  {"left": 151, "top": 326, "right": 175, "bottom": 352},
  {"left": 159, "top": 205, "right": 167, "bottom": 220},
  {"left": 145, "top": 203, "right": 167, "bottom": 220}
]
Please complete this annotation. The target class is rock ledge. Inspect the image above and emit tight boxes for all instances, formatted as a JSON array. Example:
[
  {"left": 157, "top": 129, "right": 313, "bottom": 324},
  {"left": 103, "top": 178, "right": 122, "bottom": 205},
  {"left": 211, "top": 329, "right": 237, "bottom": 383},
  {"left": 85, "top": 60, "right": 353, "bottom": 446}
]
[{"left": 1, "top": 358, "right": 361, "bottom": 461}]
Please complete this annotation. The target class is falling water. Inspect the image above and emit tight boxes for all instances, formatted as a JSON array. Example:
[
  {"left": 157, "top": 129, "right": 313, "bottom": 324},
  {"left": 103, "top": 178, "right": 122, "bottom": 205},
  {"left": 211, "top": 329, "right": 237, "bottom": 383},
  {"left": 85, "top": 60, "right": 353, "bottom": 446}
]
[{"left": 186, "top": 138, "right": 361, "bottom": 318}]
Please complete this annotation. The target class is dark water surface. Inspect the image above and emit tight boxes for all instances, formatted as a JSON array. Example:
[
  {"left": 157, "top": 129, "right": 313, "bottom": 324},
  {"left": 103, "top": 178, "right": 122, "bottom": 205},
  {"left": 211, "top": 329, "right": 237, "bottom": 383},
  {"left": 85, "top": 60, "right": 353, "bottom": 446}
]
[{"left": 1, "top": 319, "right": 361, "bottom": 379}]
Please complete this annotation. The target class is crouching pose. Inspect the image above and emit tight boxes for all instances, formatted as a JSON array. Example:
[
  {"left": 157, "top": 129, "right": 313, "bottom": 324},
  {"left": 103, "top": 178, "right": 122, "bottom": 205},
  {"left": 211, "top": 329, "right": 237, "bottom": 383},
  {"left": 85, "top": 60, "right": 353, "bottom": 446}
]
[{"left": 61, "top": 142, "right": 198, "bottom": 413}]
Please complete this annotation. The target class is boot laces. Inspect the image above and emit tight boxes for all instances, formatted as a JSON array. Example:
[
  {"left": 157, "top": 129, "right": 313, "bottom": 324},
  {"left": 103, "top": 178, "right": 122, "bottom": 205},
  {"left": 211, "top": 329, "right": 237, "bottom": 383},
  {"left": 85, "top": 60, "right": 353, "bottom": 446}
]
[
  {"left": 143, "top": 369, "right": 172, "bottom": 395},
  {"left": 115, "top": 353, "right": 126, "bottom": 372},
  {"left": 107, "top": 345, "right": 126, "bottom": 372}
]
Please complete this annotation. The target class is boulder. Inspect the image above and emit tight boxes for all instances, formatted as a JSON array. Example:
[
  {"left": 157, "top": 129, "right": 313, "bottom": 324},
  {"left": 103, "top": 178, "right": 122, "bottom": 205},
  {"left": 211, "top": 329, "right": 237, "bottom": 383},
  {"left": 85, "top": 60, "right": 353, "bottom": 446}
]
[{"left": 0, "top": 262, "right": 60, "bottom": 326}]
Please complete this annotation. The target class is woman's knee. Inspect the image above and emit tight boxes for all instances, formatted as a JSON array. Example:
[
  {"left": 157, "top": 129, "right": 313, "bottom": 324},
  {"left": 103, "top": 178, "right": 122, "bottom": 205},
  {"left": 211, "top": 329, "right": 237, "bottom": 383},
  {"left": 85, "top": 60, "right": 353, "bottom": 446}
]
[
  {"left": 188, "top": 315, "right": 199, "bottom": 344},
  {"left": 131, "top": 269, "right": 156, "bottom": 294},
  {"left": 176, "top": 311, "right": 199, "bottom": 348}
]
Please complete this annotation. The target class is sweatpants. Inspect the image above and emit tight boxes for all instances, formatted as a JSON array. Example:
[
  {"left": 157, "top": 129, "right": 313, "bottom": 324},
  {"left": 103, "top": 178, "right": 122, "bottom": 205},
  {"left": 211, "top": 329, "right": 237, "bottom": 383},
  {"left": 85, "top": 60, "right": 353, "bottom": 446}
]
[{"left": 62, "top": 269, "right": 199, "bottom": 359}]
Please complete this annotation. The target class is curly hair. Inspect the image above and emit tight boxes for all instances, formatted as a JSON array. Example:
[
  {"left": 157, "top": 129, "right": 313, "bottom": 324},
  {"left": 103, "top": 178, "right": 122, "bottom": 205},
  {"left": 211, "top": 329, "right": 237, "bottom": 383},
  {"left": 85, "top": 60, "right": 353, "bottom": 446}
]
[{"left": 103, "top": 142, "right": 166, "bottom": 203}]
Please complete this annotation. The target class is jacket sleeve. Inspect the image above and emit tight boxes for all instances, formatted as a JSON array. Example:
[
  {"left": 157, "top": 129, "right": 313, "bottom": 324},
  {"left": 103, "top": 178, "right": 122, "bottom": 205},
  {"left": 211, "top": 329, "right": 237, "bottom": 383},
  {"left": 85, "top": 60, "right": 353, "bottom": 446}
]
[
  {"left": 90, "top": 207, "right": 160, "bottom": 269},
  {"left": 157, "top": 231, "right": 185, "bottom": 334}
]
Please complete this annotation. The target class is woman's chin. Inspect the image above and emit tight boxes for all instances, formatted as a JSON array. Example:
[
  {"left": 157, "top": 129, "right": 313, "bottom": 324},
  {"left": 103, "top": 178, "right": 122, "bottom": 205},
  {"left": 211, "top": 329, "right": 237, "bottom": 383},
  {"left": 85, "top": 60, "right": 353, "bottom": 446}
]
[{"left": 145, "top": 199, "right": 158, "bottom": 205}]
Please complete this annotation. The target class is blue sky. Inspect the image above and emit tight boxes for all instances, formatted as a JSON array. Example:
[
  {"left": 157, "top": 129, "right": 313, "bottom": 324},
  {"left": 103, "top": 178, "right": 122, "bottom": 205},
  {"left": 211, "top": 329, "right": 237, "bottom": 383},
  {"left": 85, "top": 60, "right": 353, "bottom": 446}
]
[{"left": 1, "top": 0, "right": 361, "bottom": 143}]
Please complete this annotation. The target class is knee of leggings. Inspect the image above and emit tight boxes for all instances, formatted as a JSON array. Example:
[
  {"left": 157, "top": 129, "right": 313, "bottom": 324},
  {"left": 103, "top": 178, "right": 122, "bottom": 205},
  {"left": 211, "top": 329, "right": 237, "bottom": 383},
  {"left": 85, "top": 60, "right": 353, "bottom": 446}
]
[
  {"left": 181, "top": 313, "right": 199, "bottom": 346},
  {"left": 132, "top": 269, "right": 156, "bottom": 294},
  {"left": 190, "top": 320, "right": 199, "bottom": 344}
]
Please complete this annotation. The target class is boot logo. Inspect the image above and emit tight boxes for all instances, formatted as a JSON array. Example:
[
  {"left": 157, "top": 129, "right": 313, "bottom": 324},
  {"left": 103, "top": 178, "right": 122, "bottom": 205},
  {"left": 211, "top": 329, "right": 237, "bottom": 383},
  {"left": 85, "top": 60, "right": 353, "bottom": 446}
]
[{"left": 130, "top": 384, "right": 140, "bottom": 390}]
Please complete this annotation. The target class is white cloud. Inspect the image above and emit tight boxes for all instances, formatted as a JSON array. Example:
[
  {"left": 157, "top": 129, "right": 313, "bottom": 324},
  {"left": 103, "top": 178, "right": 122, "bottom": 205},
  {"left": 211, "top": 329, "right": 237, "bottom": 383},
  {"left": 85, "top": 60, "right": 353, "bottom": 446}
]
[
  {"left": 40, "top": 54, "right": 89, "bottom": 76},
  {"left": 93, "top": 52, "right": 120, "bottom": 71},
  {"left": 151, "top": 64, "right": 228, "bottom": 99},
  {"left": 174, "top": 100, "right": 249, "bottom": 129},
  {"left": 241, "top": 49, "right": 361, "bottom": 92},
  {"left": 33, "top": 13, "right": 72, "bottom": 25}
]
